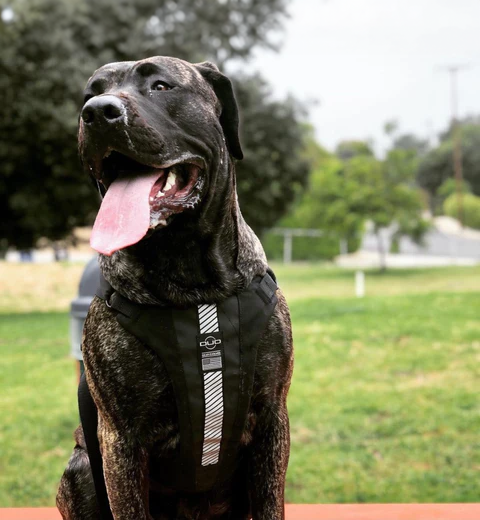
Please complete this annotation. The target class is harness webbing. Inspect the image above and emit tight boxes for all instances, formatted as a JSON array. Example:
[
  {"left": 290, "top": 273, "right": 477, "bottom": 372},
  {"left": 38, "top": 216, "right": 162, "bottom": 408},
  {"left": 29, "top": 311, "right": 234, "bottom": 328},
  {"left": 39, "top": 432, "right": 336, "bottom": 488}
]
[{"left": 79, "top": 269, "right": 278, "bottom": 517}]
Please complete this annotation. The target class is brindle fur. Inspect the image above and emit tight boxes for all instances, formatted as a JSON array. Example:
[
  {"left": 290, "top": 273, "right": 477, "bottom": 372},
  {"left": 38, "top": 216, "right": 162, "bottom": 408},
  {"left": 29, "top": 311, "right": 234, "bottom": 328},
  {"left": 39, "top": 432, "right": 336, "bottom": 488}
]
[{"left": 57, "top": 56, "right": 293, "bottom": 520}]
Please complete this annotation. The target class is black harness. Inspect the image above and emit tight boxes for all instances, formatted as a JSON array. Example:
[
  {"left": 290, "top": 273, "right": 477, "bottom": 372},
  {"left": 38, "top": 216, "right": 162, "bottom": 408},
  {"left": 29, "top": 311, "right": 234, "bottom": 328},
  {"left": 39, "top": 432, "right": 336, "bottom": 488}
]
[{"left": 78, "top": 270, "right": 278, "bottom": 519}]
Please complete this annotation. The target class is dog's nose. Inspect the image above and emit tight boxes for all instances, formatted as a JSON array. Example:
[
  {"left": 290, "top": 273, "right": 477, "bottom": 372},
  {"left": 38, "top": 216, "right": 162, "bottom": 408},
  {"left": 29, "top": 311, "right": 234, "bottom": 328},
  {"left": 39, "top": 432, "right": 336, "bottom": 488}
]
[{"left": 81, "top": 95, "right": 125, "bottom": 125}]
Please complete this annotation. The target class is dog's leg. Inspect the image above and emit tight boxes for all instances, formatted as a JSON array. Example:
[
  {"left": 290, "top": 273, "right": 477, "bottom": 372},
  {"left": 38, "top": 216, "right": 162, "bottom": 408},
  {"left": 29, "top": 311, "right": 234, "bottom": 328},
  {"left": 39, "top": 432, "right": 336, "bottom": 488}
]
[
  {"left": 57, "top": 426, "right": 101, "bottom": 520},
  {"left": 100, "top": 426, "right": 152, "bottom": 520},
  {"left": 248, "top": 403, "right": 290, "bottom": 520}
]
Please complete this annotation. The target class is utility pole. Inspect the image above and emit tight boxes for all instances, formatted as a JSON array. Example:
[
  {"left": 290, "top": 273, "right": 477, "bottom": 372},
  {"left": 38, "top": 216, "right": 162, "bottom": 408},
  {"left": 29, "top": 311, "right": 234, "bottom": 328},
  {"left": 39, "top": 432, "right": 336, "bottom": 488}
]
[{"left": 440, "top": 65, "right": 469, "bottom": 226}]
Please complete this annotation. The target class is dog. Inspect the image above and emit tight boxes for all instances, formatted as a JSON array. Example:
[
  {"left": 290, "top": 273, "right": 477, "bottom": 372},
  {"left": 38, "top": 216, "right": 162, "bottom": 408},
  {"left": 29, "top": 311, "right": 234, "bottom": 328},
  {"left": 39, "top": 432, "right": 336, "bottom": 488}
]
[{"left": 56, "top": 56, "right": 293, "bottom": 520}]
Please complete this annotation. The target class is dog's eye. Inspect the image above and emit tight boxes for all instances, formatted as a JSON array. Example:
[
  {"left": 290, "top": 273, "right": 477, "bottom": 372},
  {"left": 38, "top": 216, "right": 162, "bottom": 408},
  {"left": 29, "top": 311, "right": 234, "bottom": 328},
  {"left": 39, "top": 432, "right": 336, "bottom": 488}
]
[{"left": 151, "top": 81, "right": 171, "bottom": 92}]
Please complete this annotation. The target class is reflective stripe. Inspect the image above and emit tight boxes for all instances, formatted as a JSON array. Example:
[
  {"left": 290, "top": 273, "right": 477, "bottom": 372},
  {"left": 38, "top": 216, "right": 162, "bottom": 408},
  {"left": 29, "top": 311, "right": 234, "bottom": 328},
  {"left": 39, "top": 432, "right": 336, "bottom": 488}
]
[
  {"left": 198, "top": 304, "right": 219, "bottom": 334},
  {"left": 197, "top": 304, "right": 224, "bottom": 466}
]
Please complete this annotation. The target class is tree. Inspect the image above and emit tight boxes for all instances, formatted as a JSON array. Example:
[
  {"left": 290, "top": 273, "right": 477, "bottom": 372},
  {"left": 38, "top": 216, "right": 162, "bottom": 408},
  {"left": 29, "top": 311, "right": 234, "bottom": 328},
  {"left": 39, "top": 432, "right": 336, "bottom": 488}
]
[
  {"left": 261, "top": 155, "right": 361, "bottom": 261},
  {"left": 271, "top": 149, "right": 428, "bottom": 268},
  {"left": 417, "top": 120, "right": 480, "bottom": 212},
  {"left": 383, "top": 118, "right": 429, "bottom": 156},
  {"left": 378, "top": 148, "right": 430, "bottom": 267},
  {"left": 0, "top": 0, "right": 96, "bottom": 250},
  {"left": 437, "top": 178, "right": 471, "bottom": 200},
  {"left": 383, "top": 148, "right": 420, "bottom": 186},
  {"left": 384, "top": 119, "right": 399, "bottom": 138},
  {"left": 1, "top": 0, "right": 308, "bottom": 251},
  {"left": 393, "top": 134, "right": 429, "bottom": 156},
  {"left": 234, "top": 75, "right": 310, "bottom": 235},
  {"left": 335, "top": 140, "right": 374, "bottom": 161}
]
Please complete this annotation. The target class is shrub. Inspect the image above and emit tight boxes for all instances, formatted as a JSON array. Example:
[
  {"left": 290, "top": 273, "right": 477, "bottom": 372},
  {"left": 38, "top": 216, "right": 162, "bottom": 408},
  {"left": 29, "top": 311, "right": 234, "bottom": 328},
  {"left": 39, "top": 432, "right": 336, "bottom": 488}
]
[{"left": 444, "top": 193, "right": 480, "bottom": 229}]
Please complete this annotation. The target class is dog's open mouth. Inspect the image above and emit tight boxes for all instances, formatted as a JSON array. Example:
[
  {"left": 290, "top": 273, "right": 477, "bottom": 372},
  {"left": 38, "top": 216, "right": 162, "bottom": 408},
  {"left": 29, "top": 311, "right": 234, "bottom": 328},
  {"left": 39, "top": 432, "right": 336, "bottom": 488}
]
[{"left": 89, "top": 151, "right": 204, "bottom": 256}]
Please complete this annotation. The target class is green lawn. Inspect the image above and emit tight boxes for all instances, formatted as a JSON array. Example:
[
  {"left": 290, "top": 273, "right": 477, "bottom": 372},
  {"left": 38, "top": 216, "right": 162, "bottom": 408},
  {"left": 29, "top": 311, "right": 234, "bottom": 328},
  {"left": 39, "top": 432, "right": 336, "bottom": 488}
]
[{"left": 1, "top": 264, "right": 479, "bottom": 505}]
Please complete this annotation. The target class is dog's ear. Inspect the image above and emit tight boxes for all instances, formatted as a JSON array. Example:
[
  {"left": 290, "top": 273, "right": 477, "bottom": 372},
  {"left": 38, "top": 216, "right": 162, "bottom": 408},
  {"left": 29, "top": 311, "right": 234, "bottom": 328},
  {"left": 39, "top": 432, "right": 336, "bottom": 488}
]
[{"left": 195, "top": 62, "right": 243, "bottom": 160}]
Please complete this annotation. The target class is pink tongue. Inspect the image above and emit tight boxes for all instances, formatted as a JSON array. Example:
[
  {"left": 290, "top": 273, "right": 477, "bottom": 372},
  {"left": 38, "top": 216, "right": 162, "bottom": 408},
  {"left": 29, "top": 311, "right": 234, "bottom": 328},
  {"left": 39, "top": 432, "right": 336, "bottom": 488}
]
[{"left": 90, "top": 171, "right": 161, "bottom": 256}]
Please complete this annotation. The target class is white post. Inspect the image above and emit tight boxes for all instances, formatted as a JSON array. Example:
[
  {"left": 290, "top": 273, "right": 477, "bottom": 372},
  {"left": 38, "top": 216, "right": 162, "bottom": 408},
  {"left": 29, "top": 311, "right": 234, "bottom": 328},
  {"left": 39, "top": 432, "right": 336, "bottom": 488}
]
[
  {"left": 283, "top": 232, "right": 293, "bottom": 264},
  {"left": 355, "top": 270, "right": 365, "bottom": 298},
  {"left": 339, "top": 238, "right": 348, "bottom": 256}
]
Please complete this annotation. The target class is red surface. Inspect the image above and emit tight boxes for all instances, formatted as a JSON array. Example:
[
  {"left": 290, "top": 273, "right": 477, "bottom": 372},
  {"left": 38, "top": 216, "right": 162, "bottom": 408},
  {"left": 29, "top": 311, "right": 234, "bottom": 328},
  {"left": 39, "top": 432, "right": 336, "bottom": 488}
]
[{"left": 2, "top": 504, "right": 480, "bottom": 520}]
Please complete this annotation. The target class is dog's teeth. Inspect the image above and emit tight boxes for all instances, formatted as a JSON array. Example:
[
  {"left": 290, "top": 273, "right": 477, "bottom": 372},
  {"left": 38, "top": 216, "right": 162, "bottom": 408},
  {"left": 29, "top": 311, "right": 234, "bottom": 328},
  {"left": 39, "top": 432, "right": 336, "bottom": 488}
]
[
  {"left": 159, "top": 219, "right": 167, "bottom": 226},
  {"left": 155, "top": 191, "right": 165, "bottom": 198},
  {"left": 165, "top": 171, "right": 176, "bottom": 191},
  {"left": 149, "top": 196, "right": 154, "bottom": 202}
]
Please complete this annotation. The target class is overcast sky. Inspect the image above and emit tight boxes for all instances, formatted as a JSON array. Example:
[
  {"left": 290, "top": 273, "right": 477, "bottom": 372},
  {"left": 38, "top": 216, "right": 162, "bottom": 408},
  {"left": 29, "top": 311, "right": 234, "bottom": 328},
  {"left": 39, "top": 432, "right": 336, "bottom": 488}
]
[{"left": 246, "top": 0, "right": 480, "bottom": 154}]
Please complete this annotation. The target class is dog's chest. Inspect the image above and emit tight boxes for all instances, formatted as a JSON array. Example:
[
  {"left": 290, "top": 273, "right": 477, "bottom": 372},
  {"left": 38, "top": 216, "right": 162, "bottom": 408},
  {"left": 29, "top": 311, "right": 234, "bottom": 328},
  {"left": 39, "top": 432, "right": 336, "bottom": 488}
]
[
  {"left": 82, "top": 270, "right": 279, "bottom": 493},
  {"left": 83, "top": 299, "right": 179, "bottom": 443}
]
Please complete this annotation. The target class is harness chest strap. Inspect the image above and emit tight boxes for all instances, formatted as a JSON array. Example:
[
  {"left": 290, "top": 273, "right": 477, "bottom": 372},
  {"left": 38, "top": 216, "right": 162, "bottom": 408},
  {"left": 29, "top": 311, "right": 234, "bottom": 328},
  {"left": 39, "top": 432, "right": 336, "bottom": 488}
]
[{"left": 79, "top": 270, "right": 277, "bottom": 516}]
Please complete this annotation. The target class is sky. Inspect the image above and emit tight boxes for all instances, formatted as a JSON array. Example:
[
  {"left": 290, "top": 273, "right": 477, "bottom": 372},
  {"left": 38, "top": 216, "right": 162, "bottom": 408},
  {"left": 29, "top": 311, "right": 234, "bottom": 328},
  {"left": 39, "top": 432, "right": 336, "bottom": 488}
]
[{"left": 245, "top": 0, "right": 480, "bottom": 154}]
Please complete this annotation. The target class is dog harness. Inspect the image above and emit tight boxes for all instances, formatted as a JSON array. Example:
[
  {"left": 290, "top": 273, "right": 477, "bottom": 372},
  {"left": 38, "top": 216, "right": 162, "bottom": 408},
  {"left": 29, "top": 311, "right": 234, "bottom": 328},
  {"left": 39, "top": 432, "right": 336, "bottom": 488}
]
[{"left": 78, "top": 270, "right": 278, "bottom": 518}]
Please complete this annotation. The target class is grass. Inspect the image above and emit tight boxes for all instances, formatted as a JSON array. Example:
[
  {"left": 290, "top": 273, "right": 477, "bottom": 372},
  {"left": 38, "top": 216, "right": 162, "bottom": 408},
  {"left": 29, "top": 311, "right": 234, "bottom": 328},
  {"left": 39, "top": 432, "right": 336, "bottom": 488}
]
[
  {"left": 0, "top": 263, "right": 86, "bottom": 313},
  {"left": 1, "top": 262, "right": 479, "bottom": 505},
  {"left": 0, "top": 312, "right": 77, "bottom": 504}
]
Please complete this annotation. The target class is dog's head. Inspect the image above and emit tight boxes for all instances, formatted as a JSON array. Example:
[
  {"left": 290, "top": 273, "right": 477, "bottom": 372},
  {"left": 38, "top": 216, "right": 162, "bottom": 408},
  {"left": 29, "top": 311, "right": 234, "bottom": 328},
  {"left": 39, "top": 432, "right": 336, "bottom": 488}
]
[{"left": 79, "top": 56, "right": 243, "bottom": 256}]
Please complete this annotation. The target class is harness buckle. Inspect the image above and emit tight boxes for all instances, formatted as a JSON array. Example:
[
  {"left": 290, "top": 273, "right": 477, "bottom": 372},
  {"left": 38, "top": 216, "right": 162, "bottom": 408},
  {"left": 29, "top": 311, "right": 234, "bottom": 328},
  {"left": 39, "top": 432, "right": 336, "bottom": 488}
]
[{"left": 104, "top": 290, "right": 114, "bottom": 309}]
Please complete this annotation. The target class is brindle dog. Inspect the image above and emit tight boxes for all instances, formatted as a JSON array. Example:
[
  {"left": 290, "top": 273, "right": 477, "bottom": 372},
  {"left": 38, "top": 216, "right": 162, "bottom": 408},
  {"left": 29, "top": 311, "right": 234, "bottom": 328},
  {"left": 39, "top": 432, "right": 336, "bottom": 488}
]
[{"left": 56, "top": 57, "right": 293, "bottom": 520}]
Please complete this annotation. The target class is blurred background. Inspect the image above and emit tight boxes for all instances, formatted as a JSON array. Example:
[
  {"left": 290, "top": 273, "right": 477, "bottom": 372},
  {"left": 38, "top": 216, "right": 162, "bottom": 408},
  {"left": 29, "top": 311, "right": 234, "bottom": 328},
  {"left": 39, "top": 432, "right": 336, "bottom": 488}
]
[{"left": 1, "top": 0, "right": 479, "bottom": 507}]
